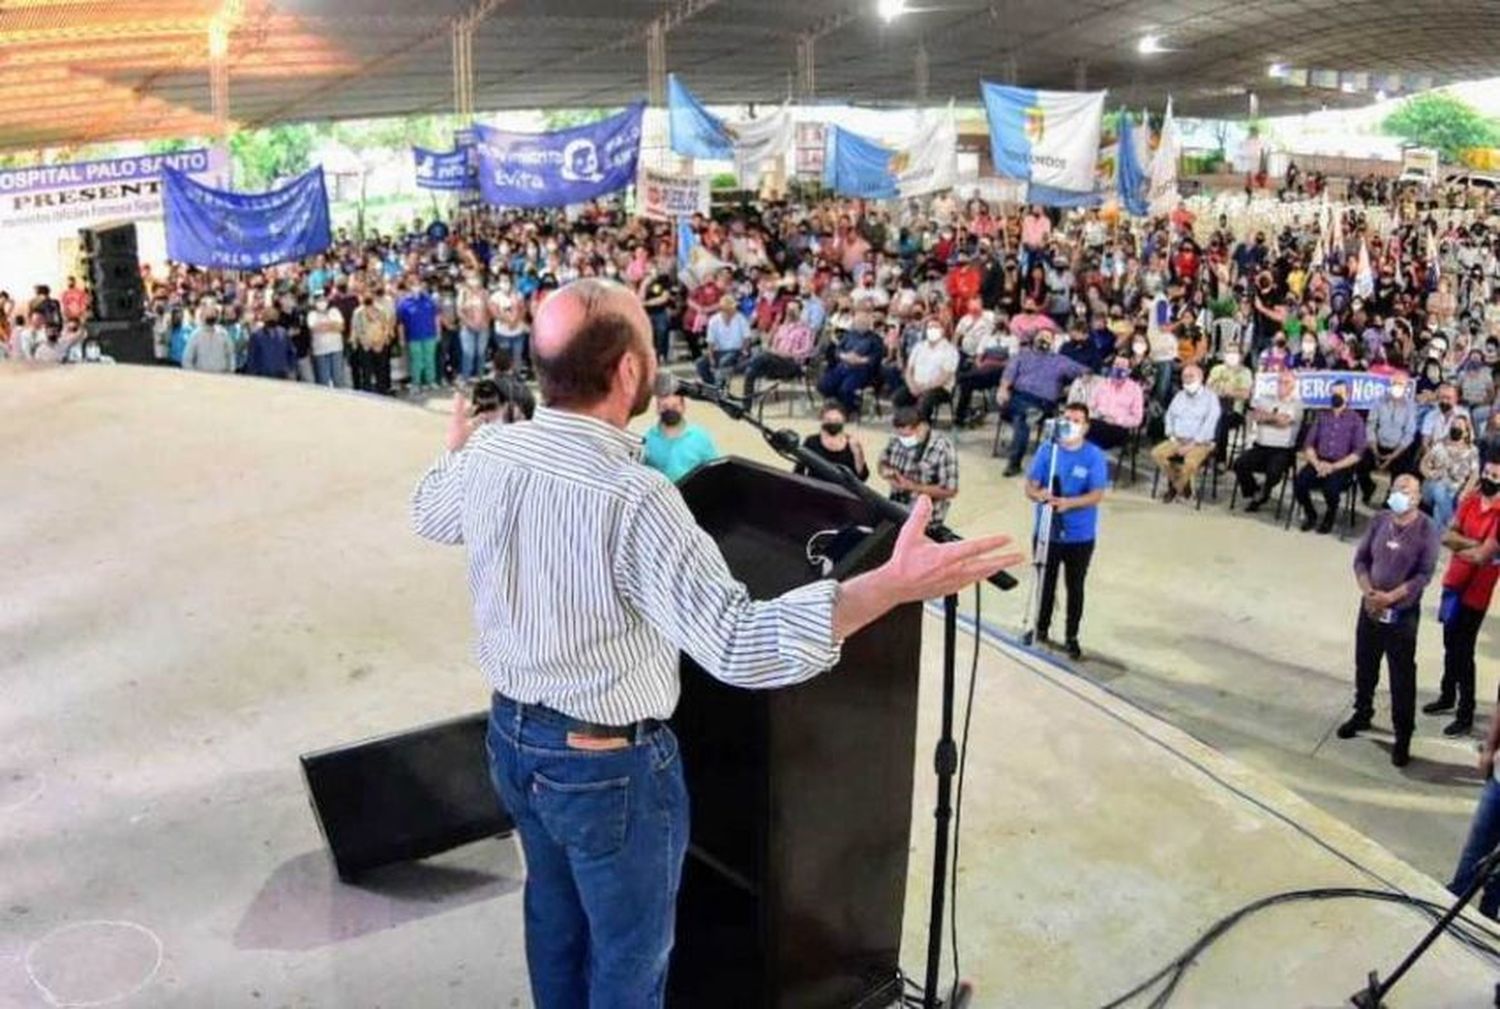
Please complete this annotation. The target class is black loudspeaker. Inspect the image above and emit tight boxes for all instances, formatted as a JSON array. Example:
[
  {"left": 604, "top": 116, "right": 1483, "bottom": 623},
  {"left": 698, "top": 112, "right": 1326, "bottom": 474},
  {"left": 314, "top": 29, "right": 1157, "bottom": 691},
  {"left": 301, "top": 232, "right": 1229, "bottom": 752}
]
[
  {"left": 669, "top": 459, "right": 921, "bottom": 1009},
  {"left": 86, "top": 319, "right": 155, "bottom": 364},
  {"left": 300, "top": 710, "right": 514, "bottom": 882},
  {"left": 79, "top": 222, "right": 144, "bottom": 323}
]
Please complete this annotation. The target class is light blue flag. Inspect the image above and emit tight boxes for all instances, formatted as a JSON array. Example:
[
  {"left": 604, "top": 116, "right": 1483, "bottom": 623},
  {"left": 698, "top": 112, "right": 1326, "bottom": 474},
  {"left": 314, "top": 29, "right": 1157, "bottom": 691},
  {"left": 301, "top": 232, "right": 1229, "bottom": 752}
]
[
  {"left": 822, "top": 126, "right": 897, "bottom": 199},
  {"left": 668, "top": 74, "right": 733, "bottom": 160},
  {"left": 1027, "top": 182, "right": 1102, "bottom": 209},
  {"left": 981, "top": 80, "right": 1105, "bottom": 194},
  {"left": 1115, "top": 110, "right": 1149, "bottom": 216},
  {"left": 677, "top": 216, "right": 697, "bottom": 271}
]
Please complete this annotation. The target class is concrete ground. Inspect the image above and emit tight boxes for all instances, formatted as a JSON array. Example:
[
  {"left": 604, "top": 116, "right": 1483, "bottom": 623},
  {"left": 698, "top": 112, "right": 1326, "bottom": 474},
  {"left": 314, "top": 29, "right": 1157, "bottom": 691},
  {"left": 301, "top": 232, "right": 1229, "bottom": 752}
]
[{"left": 1, "top": 364, "right": 1497, "bottom": 1007}]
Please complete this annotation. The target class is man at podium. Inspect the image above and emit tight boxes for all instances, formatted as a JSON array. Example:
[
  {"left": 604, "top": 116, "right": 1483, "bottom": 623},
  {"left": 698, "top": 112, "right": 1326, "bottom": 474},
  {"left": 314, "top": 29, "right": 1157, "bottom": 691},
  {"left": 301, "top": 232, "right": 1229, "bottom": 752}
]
[{"left": 411, "top": 277, "right": 1022, "bottom": 1009}]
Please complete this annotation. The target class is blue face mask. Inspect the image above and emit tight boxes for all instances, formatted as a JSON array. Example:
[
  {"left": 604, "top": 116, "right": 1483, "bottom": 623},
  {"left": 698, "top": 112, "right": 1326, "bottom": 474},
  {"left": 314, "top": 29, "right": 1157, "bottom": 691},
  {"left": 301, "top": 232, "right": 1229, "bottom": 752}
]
[
  {"left": 1058, "top": 420, "right": 1082, "bottom": 442},
  {"left": 1387, "top": 490, "right": 1413, "bottom": 515}
]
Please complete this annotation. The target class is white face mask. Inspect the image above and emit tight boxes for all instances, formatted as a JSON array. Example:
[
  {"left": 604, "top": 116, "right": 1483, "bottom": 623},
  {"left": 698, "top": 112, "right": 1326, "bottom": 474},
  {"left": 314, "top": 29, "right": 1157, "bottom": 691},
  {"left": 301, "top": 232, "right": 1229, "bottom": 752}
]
[
  {"left": 1224, "top": 353, "right": 1241, "bottom": 367},
  {"left": 1183, "top": 381, "right": 1202, "bottom": 394},
  {"left": 1132, "top": 341, "right": 1147, "bottom": 355},
  {"left": 925, "top": 327, "right": 944, "bottom": 343},
  {"left": 1390, "top": 384, "right": 1407, "bottom": 399},
  {"left": 898, "top": 434, "right": 922, "bottom": 449},
  {"left": 1301, "top": 341, "right": 1317, "bottom": 355}
]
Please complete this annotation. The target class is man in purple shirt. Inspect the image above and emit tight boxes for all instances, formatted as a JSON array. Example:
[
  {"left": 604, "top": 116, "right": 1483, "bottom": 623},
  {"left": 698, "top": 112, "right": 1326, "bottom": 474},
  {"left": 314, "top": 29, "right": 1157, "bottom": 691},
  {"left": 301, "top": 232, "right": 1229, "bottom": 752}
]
[
  {"left": 996, "top": 332, "right": 1089, "bottom": 476},
  {"left": 1292, "top": 381, "right": 1368, "bottom": 533},
  {"left": 1336, "top": 473, "right": 1439, "bottom": 767}
]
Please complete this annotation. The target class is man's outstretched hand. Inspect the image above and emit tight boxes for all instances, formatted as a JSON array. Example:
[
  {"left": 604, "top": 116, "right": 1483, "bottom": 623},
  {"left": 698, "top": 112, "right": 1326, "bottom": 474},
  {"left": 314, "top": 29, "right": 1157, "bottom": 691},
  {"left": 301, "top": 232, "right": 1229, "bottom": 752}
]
[
  {"left": 446, "top": 391, "right": 476, "bottom": 452},
  {"left": 832, "top": 495, "right": 1026, "bottom": 641}
]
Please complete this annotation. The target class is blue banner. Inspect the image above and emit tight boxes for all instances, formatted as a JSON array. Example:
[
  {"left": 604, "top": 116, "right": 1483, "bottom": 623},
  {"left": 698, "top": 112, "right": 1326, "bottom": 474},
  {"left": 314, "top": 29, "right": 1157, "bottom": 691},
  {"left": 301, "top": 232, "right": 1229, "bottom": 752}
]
[
  {"left": 668, "top": 74, "right": 732, "bottom": 160},
  {"left": 822, "top": 126, "right": 897, "bottom": 199},
  {"left": 1252, "top": 369, "right": 1390, "bottom": 410},
  {"left": 162, "top": 166, "right": 332, "bottom": 269},
  {"left": 1115, "top": 110, "right": 1149, "bottom": 217},
  {"left": 473, "top": 104, "right": 644, "bottom": 208},
  {"left": 413, "top": 146, "right": 476, "bottom": 191}
]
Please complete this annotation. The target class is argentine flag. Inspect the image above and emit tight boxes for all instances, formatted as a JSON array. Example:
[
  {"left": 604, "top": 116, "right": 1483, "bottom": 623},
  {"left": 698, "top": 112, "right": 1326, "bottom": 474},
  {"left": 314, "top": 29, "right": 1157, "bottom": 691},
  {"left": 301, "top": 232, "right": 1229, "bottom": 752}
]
[{"left": 982, "top": 82, "right": 1106, "bottom": 195}]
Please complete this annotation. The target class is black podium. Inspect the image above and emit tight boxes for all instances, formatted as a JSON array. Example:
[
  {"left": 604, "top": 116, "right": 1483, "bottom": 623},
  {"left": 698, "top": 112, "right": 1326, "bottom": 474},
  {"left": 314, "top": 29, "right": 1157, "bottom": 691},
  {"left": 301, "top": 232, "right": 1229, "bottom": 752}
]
[{"left": 667, "top": 458, "right": 923, "bottom": 1009}]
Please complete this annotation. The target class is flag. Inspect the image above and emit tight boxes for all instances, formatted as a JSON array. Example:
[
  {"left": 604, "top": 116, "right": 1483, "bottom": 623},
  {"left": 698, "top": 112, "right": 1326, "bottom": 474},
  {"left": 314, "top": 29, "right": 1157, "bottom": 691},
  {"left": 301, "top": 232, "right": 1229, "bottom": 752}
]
[
  {"left": 1427, "top": 228, "right": 1440, "bottom": 286},
  {"left": 891, "top": 102, "right": 958, "bottom": 198},
  {"left": 676, "top": 216, "right": 698, "bottom": 271},
  {"left": 1354, "top": 239, "right": 1374, "bottom": 298},
  {"left": 1115, "top": 110, "right": 1149, "bottom": 216},
  {"left": 823, "top": 126, "right": 898, "bottom": 199},
  {"left": 981, "top": 81, "right": 1106, "bottom": 194},
  {"left": 729, "top": 106, "right": 793, "bottom": 188},
  {"left": 162, "top": 166, "right": 331, "bottom": 269},
  {"left": 1148, "top": 97, "right": 1180, "bottom": 216},
  {"left": 472, "top": 105, "right": 644, "bottom": 208},
  {"left": 667, "top": 73, "right": 732, "bottom": 160}
]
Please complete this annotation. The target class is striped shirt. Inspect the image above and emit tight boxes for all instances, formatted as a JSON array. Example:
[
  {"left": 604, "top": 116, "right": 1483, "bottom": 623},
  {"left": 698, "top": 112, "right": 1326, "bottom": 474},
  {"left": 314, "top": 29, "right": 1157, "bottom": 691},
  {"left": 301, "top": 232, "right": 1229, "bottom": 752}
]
[{"left": 410, "top": 407, "right": 843, "bottom": 724}]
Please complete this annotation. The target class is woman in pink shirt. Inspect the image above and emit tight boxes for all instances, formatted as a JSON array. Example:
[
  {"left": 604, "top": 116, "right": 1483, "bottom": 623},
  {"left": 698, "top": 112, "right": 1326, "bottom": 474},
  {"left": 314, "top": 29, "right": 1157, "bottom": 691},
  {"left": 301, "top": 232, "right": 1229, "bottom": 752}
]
[{"left": 1086, "top": 354, "right": 1145, "bottom": 450}]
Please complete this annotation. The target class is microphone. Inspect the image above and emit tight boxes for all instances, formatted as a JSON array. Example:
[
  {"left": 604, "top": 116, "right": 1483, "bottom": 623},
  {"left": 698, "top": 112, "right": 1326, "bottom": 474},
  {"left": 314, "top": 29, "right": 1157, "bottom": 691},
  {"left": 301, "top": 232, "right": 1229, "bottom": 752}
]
[{"left": 654, "top": 373, "right": 724, "bottom": 403}]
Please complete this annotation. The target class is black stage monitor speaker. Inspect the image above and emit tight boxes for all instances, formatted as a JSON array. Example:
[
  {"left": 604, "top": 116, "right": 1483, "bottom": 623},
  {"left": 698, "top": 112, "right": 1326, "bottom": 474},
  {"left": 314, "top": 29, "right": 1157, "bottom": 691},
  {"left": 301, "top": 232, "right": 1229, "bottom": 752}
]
[
  {"left": 86, "top": 319, "right": 155, "bottom": 365},
  {"left": 79, "top": 221, "right": 144, "bottom": 323},
  {"left": 79, "top": 221, "right": 138, "bottom": 258},
  {"left": 300, "top": 710, "right": 513, "bottom": 882},
  {"left": 669, "top": 458, "right": 922, "bottom": 1009}
]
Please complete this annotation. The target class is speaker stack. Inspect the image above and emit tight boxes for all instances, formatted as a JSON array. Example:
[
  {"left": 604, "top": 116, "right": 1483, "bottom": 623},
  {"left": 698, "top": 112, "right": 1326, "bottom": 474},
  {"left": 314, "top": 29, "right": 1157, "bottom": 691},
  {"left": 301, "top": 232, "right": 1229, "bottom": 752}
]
[{"left": 79, "top": 221, "right": 154, "bottom": 364}]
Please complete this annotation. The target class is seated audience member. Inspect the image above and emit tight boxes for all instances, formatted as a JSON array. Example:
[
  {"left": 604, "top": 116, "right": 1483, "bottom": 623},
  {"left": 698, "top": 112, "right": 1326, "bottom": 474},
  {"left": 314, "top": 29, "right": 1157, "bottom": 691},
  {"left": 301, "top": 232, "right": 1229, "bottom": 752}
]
[
  {"left": 796, "top": 400, "right": 869, "bottom": 482},
  {"left": 1234, "top": 367, "right": 1304, "bottom": 511},
  {"left": 817, "top": 309, "right": 883, "bottom": 415},
  {"left": 997, "top": 330, "right": 1089, "bottom": 477},
  {"left": 954, "top": 298, "right": 996, "bottom": 357},
  {"left": 1086, "top": 355, "right": 1145, "bottom": 450},
  {"left": 1059, "top": 319, "right": 1105, "bottom": 372},
  {"left": 1459, "top": 350, "right": 1496, "bottom": 429},
  {"left": 1357, "top": 374, "right": 1419, "bottom": 505},
  {"left": 696, "top": 295, "right": 750, "bottom": 387},
  {"left": 642, "top": 391, "right": 720, "bottom": 483},
  {"left": 1288, "top": 332, "right": 1326, "bottom": 370},
  {"left": 1479, "top": 409, "right": 1500, "bottom": 460},
  {"left": 1420, "top": 414, "right": 1479, "bottom": 531},
  {"left": 1150, "top": 363, "right": 1221, "bottom": 503},
  {"left": 1292, "top": 380, "right": 1367, "bottom": 533},
  {"left": 891, "top": 319, "right": 959, "bottom": 420},
  {"left": 1009, "top": 297, "right": 1058, "bottom": 346},
  {"left": 741, "top": 300, "right": 815, "bottom": 401},
  {"left": 878, "top": 405, "right": 959, "bottom": 522},
  {"left": 1206, "top": 344, "right": 1253, "bottom": 460},
  {"left": 953, "top": 320, "right": 1010, "bottom": 426},
  {"left": 1422, "top": 382, "right": 1470, "bottom": 446}
]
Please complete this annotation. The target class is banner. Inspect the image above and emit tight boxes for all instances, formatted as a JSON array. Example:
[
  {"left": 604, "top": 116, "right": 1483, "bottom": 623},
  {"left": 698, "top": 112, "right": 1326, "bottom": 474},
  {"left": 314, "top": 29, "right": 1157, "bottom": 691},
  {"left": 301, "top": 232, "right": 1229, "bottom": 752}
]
[
  {"left": 1252, "top": 369, "right": 1390, "bottom": 410},
  {"left": 0, "top": 148, "right": 221, "bottom": 229},
  {"left": 667, "top": 74, "right": 733, "bottom": 160},
  {"left": 981, "top": 81, "right": 1105, "bottom": 194},
  {"left": 473, "top": 104, "right": 643, "bottom": 208},
  {"left": 823, "top": 126, "right": 897, "bottom": 199},
  {"left": 638, "top": 166, "right": 709, "bottom": 220},
  {"left": 162, "top": 165, "right": 332, "bottom": 269},
  {"left": 1116, "top": 110, "right": 1149, "bottom": 217},
  {"left": 794, "top": 122, "right": 827, "bottom": 179},
  {"left": 892, "top": 104, "right": 957, "bottom": 198},
  {"left": 730, "top": 107, "right": 793, "bottom": 187},
  {"left": 412, "top": 146, "right": 477, "bottom": 191},
  {"left": 1148, "top": 97, "right": 1181, "bottom": 216}
]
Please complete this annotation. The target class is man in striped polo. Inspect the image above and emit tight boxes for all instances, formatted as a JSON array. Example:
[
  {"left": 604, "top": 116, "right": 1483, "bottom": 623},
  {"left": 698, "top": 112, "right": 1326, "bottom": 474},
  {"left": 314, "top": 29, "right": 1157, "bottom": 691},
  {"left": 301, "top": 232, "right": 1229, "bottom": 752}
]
[{"left": 411, "top": 277, "right": 1021, "bottom": 1009}]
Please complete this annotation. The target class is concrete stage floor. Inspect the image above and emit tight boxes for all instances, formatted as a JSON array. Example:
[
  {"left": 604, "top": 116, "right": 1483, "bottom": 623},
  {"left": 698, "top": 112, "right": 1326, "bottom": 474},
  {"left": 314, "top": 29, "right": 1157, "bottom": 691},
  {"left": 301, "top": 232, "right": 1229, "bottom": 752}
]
[{"left": 2, "top": 364, "right": 1497, "bottom": 1007}]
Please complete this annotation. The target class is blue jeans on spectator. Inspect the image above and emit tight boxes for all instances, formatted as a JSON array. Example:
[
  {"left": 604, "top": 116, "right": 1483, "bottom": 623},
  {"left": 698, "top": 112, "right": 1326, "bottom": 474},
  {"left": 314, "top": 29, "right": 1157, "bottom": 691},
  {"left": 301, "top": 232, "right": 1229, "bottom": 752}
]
[
  {"left": 695, "top": 346, "right": 746, "bottom": 387},
  {"left": 649, "top": 310, "right": 671, "bottom": 362},
  {"left": 312, "top": 351, "right": 343, "bottom": 387},
  {"left": 494, "top": 331, "right": 527, "bottom": 372},
  {"left": 1424, "top": 479, "right": 1461, "bottom": 531},
  {"left": 1005, "top": 389, "right": 1056, "bottom": 468},
  {"left": 459, "top": 326, "right": 486, "bottom": 379},
  {"left": 486, "top": 694, "right": 689, "bottom": 1009},
  {"left": 818, "top": 362, "right": 875, "bottom": 415},
  {"left": 1450, "top": 777, "right": 1500, "bottom": 919}
]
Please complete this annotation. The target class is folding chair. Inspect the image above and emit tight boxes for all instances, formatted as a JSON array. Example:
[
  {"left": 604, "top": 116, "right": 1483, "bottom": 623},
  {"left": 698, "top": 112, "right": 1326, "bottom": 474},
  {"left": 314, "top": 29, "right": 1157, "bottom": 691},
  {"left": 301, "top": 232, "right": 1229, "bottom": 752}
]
[{"left": 1150, "top": 448, "right": 1215, "bottom": 511}]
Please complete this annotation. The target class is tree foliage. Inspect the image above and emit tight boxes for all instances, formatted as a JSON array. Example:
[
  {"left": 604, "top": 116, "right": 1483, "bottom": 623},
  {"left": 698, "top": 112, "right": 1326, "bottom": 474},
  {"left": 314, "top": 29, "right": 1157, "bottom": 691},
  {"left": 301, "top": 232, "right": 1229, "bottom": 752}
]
[
  {"left": 1382, "top": 92, "right": 1500, "bottom": 162},
  {"left": 229, "top": 122, "right": 317, "bottom": 190},
  {"left": 540, "top": 107, "right": 620, "bottom": 131}
]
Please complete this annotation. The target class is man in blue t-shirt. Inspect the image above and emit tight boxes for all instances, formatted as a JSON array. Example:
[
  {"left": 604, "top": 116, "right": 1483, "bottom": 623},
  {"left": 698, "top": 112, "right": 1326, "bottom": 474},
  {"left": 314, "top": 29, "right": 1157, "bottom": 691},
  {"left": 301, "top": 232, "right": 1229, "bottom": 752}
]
[
  {"left": 396, "top": 285, "right": 440, "bottom": 391},
  {"left": 642, "top": 392, "right": 721, "bottom": 483},
  {"left": 1022, "top": 402, "right": 1110, "bottom": 660}
]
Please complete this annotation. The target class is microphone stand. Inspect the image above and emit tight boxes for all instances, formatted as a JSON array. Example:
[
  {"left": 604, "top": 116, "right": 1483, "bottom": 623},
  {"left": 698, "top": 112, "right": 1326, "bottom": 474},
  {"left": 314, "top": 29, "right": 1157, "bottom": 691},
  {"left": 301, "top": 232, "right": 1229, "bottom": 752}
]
[{"left": 694, "top": 387, "right": 1012, "bottom": 1009}]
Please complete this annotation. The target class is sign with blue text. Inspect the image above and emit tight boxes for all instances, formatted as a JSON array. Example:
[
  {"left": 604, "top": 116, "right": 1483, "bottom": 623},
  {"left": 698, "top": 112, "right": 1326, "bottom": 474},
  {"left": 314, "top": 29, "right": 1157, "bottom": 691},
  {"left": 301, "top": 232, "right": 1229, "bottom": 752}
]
[
  {"left": 473, "top": 105, "right": 644, "bottom": 208},
  {"left": 162, "top": 166, "right": 332, "bottom": 269},
  {"left": 1252, "top": 369, "right": 1391, "bottom": 410},
  {"left": 412, "top": 146, "right": 476, "bottom": 191},
  {"left": 0, "top": 148, "right": 222, "bottom": 229}
]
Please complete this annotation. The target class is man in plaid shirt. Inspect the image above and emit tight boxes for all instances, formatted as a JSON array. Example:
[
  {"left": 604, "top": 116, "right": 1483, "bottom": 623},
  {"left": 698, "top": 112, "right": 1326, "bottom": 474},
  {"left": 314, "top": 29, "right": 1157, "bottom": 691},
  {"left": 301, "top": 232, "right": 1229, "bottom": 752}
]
[{"left": 879, "top": 405, "right": 960, "bottom": 523}]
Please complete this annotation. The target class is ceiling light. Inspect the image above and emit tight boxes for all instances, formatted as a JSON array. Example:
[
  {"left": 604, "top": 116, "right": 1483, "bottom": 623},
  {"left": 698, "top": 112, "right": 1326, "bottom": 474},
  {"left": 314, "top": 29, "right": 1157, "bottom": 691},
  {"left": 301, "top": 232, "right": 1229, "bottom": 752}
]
[
  {"left": 1267, "top": 62, "right": 1286, "bottom": 78},
  {"left": 877, "top": 0, "right": 906, "bottom": 22},
  {"left": 1137, "top": 34, "right": 1166, "bottom": 55}
]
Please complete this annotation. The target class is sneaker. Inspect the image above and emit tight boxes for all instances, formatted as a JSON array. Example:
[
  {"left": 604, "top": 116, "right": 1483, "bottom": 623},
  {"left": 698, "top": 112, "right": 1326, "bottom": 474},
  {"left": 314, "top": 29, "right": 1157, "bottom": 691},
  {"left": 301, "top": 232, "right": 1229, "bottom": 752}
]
[
  {"left": 1161, "top": 485, "right": 1178, "bottom": 504},
  {"left": 1317, "top": 516, "right": 1335, "bottom": 535},
  {"left": 1336, "top": 715, "right": 1371, "bottom": 739},
  {"left": 1391, "top": 737, "right": 1411, "bottom": 767},
  {"left": 1300, "top": 510, "right": 1318, "bottom": 532},
  {"left": 1064, "top": 639, "right": 1083, "bottom": 661},
  {"left": 1443, "top": 717, "right": 1474, "bottom": 738},
  {"left": 1244, "top": 495, "right": 1269, "bottom": 514},
  {"left": 1002, "top": 462, "right": 1022, "bottom": 477},
  {"left": 1421, "top": 697, "right": 1455, "bottom": 715}
]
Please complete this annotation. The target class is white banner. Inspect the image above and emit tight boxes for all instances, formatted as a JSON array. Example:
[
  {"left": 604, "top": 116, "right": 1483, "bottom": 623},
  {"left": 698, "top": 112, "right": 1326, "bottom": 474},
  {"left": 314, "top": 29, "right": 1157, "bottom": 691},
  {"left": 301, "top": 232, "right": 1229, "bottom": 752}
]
[
  {"left": 893, "top": 104, "right": 958, "bottom": 198},
  {"left": 637, "top": 166, "right": 709, "bottom": 220},
  {"left": 1148, "top": 98, "right": 1181, "bottom": 216},
  {"left": 729, "top": 107, "right": 793, "bottom": 187},
  {"left": 0, "top": 148, "right": 226, "bottom": 230}
]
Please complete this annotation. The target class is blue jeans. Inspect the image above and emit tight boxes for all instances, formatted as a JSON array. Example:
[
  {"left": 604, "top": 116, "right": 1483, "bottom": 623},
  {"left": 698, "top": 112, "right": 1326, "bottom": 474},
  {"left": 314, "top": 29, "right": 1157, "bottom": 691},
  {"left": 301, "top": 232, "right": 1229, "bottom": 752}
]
[
  {"left": 494, "top": 332, "right": 528, "bottom": 371},
  {"left": 1006, "top": 389, "right": 1056, "bottom": 467},
  {"left": 312, "top": 350, "right": 344, "bottom": 387},
  {"left": 459, "top": 326, "right": 486, "bottom": 379},
  {"left": 1450, "top": 777, "right": 1500, "bottom": 918},
  {"left": 1424, "top": 480, "right": 1461, "bottom": 531},
  {"left": 486, "top": 695, "right": 689, "bottom": 1009},
  {"left": 694, "top": 347, "right": 745, "bottom": 387},
  {"left": 817, "top": 362, "right": 875, "bottom": 414}
]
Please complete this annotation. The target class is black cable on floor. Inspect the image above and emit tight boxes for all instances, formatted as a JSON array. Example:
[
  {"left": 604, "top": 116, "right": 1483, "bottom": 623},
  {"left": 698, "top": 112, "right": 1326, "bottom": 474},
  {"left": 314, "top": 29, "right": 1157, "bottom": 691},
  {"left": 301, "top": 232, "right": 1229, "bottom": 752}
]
[{"left": 947, "top": 581, "right": 983, "bottom": 1004}]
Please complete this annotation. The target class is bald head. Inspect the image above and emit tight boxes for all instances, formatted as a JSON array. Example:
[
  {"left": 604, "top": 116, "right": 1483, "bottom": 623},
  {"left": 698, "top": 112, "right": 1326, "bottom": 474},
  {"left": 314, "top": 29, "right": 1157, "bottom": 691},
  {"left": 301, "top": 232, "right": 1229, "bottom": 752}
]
[{"left": 533, "top": 278, "right": 655, "bottom": 419}]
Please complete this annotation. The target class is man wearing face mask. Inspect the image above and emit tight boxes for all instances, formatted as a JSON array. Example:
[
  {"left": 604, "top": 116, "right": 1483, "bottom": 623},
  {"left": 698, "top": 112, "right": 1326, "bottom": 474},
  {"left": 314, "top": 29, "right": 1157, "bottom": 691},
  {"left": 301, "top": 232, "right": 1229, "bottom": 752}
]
[
  {"left": 1292, "top": 381, "right": 1367, "bottom": 533},
  {"left": 641, "top": 391, "right": 720, "bottom": 483},
  {"left": 1235, "top": 368, "right": 1304, "bottom": 511},
  {"left": 411, "top": 278, "right": 1021, "bottom": 1007},
  {"left": 879, "top": 405, "right": 959, "bottom": 522},
  {"left": 306, "top": 294, "right": 346, "bottom": 387},
  {"left": 1425, "top": 456, "right": 1500, "bottom": 737},
  {"left": 1150, "top": 363, "right": 1221, "bottom": 503},
  {"left": 1023, "top": 403, "right": 1109, "bottom": 660},
  {"left": 997, "top": 330, "right": 1089, "bottom": 477},
  {"left": 1357, "top": 376, "right": 1420, "bottom": 506},
  {"left": 891, "top": 319, "right": 959, "bottom": 420},
  {"left": 1422, "top": 382, "right": 1470, "bottom": 447},
  {"left": 1206, "top": 344, "right": 1254, "bottom": 461},
  {"left": 1336, "top": 473, "right": 1439, "bottom": 767},
  {"left": 1086, "top": 355, "right": 1145, "bottom": 451}
]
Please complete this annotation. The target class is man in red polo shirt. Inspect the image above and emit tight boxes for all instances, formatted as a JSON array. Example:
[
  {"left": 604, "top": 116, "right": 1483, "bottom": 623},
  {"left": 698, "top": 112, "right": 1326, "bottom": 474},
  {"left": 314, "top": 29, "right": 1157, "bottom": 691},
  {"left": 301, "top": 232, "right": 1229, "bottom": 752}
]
[
  {"left": 1424, "top": 455, "right": 1500, "bottom": 736},
  {"left": 60, "top": 276, "right": 89, "bottom": 325}
]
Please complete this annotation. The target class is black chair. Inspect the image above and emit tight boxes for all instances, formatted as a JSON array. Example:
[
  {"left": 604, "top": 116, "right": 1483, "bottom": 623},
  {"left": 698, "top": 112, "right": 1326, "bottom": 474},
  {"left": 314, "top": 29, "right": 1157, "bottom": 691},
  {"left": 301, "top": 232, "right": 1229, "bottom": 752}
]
[
  {"left": 752, "top": 364, "right": 820, "bottom": 423},
  {"left": 1149, "top": 448, "right": 1215, "bottom": 510},
  {"left": 1277, "top": 464, "right": 1360, "bottom": 539}
]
